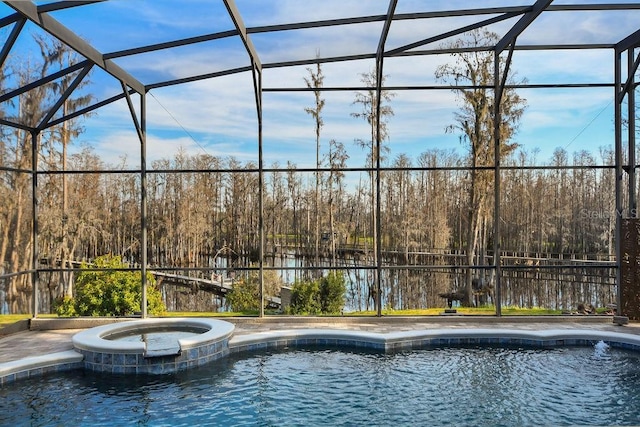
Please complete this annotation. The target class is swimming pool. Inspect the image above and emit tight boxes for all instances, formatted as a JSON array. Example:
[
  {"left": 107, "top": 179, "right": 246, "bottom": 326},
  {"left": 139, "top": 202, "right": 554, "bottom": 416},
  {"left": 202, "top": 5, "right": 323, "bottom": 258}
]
[{"left": 2, "top": 342, "right": 640, "bottom": 426}]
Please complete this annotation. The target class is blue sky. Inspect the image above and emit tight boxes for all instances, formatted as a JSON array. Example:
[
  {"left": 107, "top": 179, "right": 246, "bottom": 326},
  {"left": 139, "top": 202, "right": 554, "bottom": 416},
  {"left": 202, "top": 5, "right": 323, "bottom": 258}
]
[{"left": 2, "top": 0, "right": 639, "bottom": 168}]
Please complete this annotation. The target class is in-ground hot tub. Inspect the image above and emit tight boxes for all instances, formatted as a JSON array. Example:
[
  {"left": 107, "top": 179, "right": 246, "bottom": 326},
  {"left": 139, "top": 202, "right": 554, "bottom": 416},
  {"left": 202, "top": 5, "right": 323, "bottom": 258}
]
[{"left": 72, "top": 318, "right": 234, "bottom": 374}]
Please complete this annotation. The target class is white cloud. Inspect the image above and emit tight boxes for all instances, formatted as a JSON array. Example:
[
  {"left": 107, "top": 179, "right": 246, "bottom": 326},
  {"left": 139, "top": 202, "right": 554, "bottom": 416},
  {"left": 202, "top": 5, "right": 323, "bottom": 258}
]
[{"left": 77, "top": 128, "right": 259, "bottom": 168}]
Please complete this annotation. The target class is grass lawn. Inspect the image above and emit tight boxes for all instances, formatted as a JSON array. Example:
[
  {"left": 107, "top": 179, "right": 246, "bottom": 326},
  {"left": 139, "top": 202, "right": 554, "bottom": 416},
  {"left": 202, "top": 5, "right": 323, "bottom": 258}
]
[
  {"left": 342, "top": 306, "right": 562, "bottom": 316},
  {"left": 0, "top": 314, "right": 62, "bottom": 328},
  {"left": 0, "top": 314, "right": 31, "bottom": 328},
  {"left": 0, "top": 307, "right": 570, "bottom": 329},
  {"left": 160, "top": 306, "right": 564, "bottom": 317}
]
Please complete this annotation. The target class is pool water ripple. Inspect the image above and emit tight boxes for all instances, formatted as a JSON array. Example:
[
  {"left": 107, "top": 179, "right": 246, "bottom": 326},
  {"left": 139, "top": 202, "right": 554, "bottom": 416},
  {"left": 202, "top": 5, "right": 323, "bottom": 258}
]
[{"left": 2, "top": 345, "right": 640, "bottom": 426}]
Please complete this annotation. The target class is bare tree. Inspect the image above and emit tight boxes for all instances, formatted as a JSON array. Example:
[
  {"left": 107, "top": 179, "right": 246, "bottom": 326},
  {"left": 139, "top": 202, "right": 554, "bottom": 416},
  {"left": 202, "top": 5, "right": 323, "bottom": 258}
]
[
  {"left": 351, "top": 69, "right": 394, "bottom": 308},
  {"left": 435, "top": 29, "right": 527, "bottom": 306},
  {"left": 0, "top": 37, "right": 91, "bottom": 312},
  {"left": 304, "top": 57, "right": 325, "bottom": 269},
  {"left": 35, "top": 35, "right": 93, "bottom": 298},
  {"left": 324, "top": 139, "right": 348, "bottom": 267}
]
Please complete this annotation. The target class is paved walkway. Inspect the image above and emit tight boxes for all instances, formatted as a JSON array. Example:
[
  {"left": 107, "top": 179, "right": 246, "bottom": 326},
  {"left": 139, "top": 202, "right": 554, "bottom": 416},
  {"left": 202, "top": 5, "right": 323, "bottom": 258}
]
[{"left": 1, "top": 316, "right": 639, "bottom": 365}]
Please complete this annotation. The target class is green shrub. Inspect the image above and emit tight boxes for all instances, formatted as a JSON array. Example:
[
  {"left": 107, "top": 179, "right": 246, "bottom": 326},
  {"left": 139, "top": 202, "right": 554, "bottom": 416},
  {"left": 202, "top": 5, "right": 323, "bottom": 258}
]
[
  {"left": 225, "top": 278, "right": 259, "bottom": 312},
  {"left": 319, "top": 271, "right": 346, "bottom": 314},
  {"left": 53, "top": 295, "right": 77, "bottom": 317},
  {"left": 288, "top": 272, "right": 346, "bottom": 315},
  {"left": 59, "top": 254, "right": 165, "bottom": 317},
  {"left": 288, "top": 279, "right": 322, "bottom": 315},
  {"left": 225, "top": 270, "right": 283, "bottom": 312}
]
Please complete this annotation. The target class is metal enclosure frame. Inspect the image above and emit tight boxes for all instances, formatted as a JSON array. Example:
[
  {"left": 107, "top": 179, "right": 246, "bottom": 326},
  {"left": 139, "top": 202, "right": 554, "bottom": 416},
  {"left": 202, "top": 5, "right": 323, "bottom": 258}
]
[{"left": 0, "top": 1, "right": 638, "bottom": 317}]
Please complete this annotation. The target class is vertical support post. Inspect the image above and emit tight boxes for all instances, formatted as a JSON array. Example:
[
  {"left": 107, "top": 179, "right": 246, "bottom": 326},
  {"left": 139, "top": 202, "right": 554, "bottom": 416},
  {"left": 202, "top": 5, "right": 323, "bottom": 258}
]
[
  {"left": 251, "top": 64, "right": 264, "bottom": 317},
  {"left": 491, "top": 39, "right": 514, "bottom": 316},
  {"left": 223, "top": 0, "right": 264, "bottom": 316},
  {"left": 140, "top": 93, "right": 148, "bottom": 318},
  {"left": 614, "top": 49, "right": 624, "bottom": 315},
  {"left": 373, "top": 0, "right": 397, "bottom": 317},
  {"left": 493, "top": 53, "right": 502, "bottom": 317},
  {"left": 492, "top": 39, "right": 514, "bottom": 316},
  {"left": 121, "top": 82, "right": 147, "bottom": 317},
  {"left": 258, "top": 72, "right": 264, "bottom": 318},
  {"left": 629, "top": 49, "right": 637, "bottom": 217},
  {"left": 31, "top": 130, "right": 39, "bottom": 318},
  {"left": 374, "top": 58, "right": 383, "bottom": 317}
]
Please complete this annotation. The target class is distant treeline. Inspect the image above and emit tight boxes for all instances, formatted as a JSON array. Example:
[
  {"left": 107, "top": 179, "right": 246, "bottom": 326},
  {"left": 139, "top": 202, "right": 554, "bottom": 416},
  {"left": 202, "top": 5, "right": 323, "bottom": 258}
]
[
  {"left": 1, "top": 143, "right": 621, "bottom": 313},
  {"left": 0, "top": 32, "right": 624, "bottom": 314}
]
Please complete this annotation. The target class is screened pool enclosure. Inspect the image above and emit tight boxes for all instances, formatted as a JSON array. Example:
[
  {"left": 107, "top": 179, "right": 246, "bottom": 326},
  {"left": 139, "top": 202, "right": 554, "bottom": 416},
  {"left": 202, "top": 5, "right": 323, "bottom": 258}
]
[{"left": 0, "top": 0, "right": 639, "bottom": 318}]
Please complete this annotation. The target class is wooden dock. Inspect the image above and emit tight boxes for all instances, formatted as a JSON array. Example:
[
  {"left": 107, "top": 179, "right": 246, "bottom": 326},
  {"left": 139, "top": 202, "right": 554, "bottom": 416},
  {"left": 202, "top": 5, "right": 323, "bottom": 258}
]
[{"left": 153, "top": 271, "right": 281, "bottom": 309}]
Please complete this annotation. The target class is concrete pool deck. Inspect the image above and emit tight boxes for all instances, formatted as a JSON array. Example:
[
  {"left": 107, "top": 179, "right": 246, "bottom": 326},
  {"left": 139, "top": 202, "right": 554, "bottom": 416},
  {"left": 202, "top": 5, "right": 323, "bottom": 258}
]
[{"left": 1, "top": 315, "right": 640, "bottom": 384}]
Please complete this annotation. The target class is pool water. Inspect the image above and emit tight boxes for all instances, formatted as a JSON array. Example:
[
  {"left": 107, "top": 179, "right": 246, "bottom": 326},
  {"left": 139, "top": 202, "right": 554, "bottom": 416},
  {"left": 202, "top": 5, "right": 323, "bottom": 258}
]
[
  {"left": 105, "top": 326, "right": 207, "bottom": 343},
  {"left": 2, "top": 345, "right": 640, "bottom": 426}
]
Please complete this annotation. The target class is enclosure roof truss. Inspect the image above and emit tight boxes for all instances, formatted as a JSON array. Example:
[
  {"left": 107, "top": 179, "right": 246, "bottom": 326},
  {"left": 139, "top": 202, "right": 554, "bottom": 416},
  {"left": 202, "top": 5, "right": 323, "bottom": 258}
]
[{"left": 1, "top": 1, "right": 639, "bottom": 121}]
